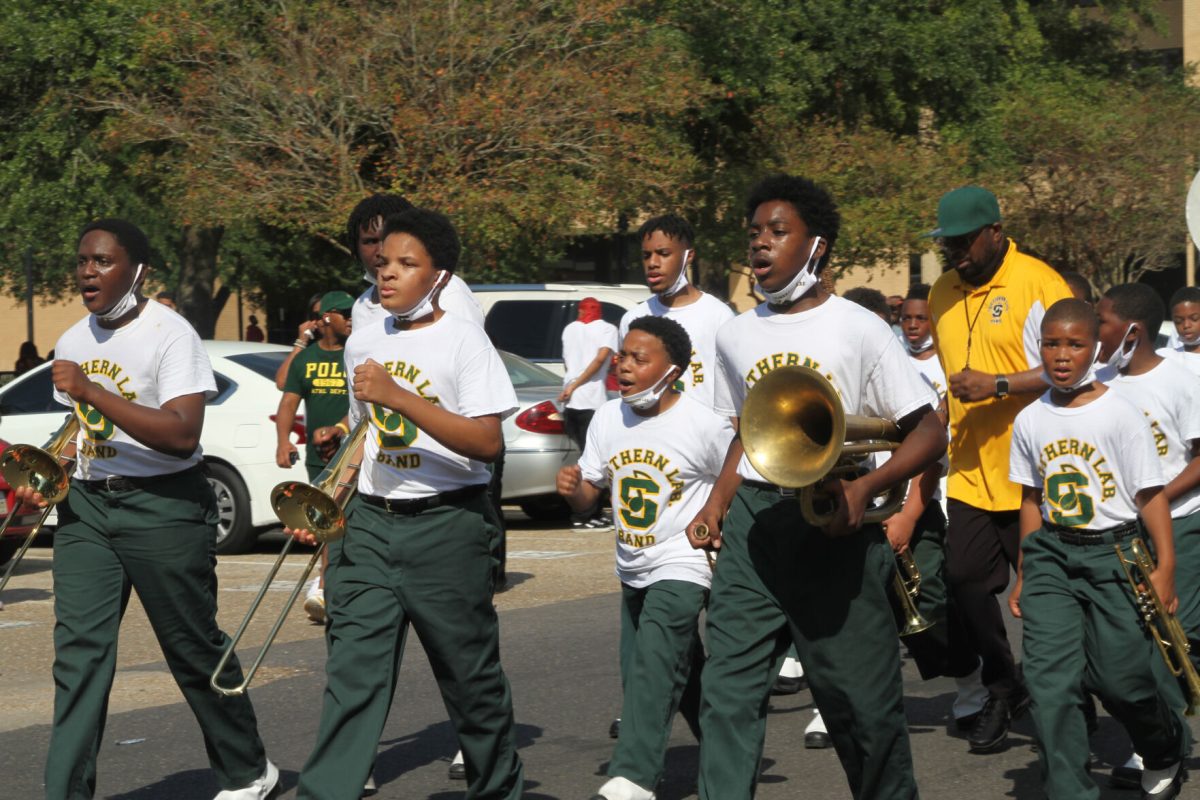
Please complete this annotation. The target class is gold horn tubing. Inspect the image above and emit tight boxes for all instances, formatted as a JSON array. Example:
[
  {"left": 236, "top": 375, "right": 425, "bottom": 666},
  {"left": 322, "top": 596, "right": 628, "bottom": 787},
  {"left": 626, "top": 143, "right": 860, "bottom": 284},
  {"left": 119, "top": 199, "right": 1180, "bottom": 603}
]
[
  {"left": 893, "top": 570, "right": 933, "bottom": 637},
  {"left": 210, "top": 419, "right": 368, "bottom": 696},
  {"left": 740, "top": 366, "right": 904, "bottom": 528},
  {"left": 896, "top": 549, "right": 922, "bottom": 599},
  {"left": 1115, "top": 537, "right": 1200, "bottom": 716},
  {"left": 0, "top": 414, "right": 80, "bottom": 603}
]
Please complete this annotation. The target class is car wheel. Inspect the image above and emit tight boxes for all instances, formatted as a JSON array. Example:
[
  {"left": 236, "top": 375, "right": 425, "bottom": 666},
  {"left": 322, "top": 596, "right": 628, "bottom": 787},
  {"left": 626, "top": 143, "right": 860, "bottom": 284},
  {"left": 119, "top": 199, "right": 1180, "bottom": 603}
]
[
  {"left": 205, "top": 461, "right": 255, "bottom": 554},
  {"left": 518, "top": 495, "right": 571, "bottom": 521}
]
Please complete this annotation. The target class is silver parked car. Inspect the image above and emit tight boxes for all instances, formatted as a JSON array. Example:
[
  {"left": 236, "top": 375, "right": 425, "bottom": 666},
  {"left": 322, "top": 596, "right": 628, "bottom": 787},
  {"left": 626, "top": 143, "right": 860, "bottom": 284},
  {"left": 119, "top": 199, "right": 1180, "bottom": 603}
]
[{"left": 498, "top": 351, "right": 576, "bottom": 519}]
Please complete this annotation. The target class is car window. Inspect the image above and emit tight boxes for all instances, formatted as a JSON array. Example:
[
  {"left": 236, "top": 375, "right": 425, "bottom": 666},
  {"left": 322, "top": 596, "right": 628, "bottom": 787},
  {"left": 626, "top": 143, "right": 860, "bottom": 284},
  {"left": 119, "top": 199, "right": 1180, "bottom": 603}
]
[
  {"left": 500, "top": 351, "right": 561, "bottom": 389},
  {"left": 0, "top": 368, "right": 63, "bottom": 415},
  {"left": 600, "top": 302, "right": 625, "bottom": 328},
  {"left": 485, "top": 300, "right": 572, "bottom": 361},
  {"left": 224, "top": 352, "right": 288, "bottom": 380}
]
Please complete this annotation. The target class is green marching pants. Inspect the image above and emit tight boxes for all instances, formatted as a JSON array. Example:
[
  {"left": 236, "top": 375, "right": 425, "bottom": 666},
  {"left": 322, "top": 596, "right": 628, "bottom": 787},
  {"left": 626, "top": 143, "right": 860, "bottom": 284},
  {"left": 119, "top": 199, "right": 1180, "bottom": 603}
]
[
  {"left": 1021, "top": 528, "right": 1186, "bottom": 800},
  {"left": 45, "top": 467, "right": 267, "bottom": 800},
  {"left": 698, "top": 484, "right": 917, "bottom": 800},
  {"left": 296, "top": 493, "right": 523, "bottom": 800},
  {"left": 1170, "top": 512, "right": 1200, "bottom": 673},
  {"left": 610, "top": 579, "right": 707, "bottom": 791}
]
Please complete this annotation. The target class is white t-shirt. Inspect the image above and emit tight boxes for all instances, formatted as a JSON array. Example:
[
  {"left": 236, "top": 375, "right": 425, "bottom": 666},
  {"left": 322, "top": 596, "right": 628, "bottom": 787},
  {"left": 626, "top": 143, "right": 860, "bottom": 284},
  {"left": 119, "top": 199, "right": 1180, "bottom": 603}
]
[
  {"left": 712, "top": 296, "right": 938, "bottom": 482},
  {"left": 1156, "top": 345, "right": 1200, "bottom": 379},
  {"left": 618, "top": 293, "right": 736, "bottom": 409},
  {"left": 1097, "top": 359, "right": 1200, "bottom": 517},
  {"left": 911, "top": 353, "right": 947, "bottom": 403},
  {"left": 561, "top": 319, "right": 618, "bottom": 411},
  {"left": 53, "top": 301, "right": 216, "bottom": 479},
  {"left": 351, "top": 273, "right": 485, "bottom": 331},
  {"left": 578, "top": 394, "right": 734, "bottom": 589},
  {"left": 1010, "top": 389, "right": 1163, "bottom": 530},
  {"left": 345, "top": 313, "right": 517, "bottom": 499}
]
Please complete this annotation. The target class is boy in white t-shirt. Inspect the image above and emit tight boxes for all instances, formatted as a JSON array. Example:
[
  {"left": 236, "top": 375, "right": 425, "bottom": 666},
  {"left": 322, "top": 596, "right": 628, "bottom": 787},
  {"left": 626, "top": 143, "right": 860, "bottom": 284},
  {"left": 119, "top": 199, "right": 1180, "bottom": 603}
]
[
  {"left": 1009, "top": 298, "right": 1187, "bottom": 800},
  {"left": 686, "top": 175, "right": 947, "bottom": 799},
  {"left": 560, "top": 297, "right": 620, "bottom": 528},
  {"left": 1096, "top": 283, "right": 1200, "bottom": 790},
  {"left": 618, "top": 214, "right": 735, "bottom": 409},
  {"left": 1157, "top": 286, "right": 1200, "bottom": 378},
  {"left": 22, "top": 219, "right": 277, "bottom": 799},
  {"left": 558, "top": 315, "right": 734, "bottom": 800},
  {"left": 287, "top": 208, "right": 523, "bottom": 800}
]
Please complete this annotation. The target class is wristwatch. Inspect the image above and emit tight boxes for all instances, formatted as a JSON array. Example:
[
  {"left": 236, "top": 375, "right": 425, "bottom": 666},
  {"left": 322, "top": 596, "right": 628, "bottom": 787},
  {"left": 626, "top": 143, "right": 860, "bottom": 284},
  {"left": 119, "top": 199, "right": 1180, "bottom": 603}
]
[{"left": 994, "top": 374, "right": 1010, "bottom": 399}]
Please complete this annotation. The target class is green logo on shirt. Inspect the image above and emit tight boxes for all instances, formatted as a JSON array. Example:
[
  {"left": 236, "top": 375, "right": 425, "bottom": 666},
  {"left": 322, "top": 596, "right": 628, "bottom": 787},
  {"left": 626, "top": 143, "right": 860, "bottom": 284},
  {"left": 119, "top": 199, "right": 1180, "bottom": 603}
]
[
  {"left": 1046, "top": 466, "right": 1095, "bottom": 527},
  {"left": 619, "top": 470, "right": 661, "bottom": 531},
  {"left": 76, "top": 401, "right": 115, "bottom": 442},
  {"left": 371, "top": 403, "right": 419, "bottom": 450}
]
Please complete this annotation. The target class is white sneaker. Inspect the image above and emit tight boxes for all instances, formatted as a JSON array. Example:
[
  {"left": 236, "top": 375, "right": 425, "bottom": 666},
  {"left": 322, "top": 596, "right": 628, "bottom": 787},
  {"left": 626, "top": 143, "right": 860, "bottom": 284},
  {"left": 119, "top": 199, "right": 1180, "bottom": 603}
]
[
  {"left": 1142, "top": 760, "right": 1182, "bottom": 795},
  {"left": 952, "top": 665, "right": 987, "bottom": 723},
  {"left": 593, "top": 775, "right": 656, "bottom": 800},
  {"left": 213, "top": 759, "right": 279, "bottom": 800},
  {"left": 303, "top": 577, "right": 325, "bottom": 623},
  {"left": 778, "top": 656, "right": 804, "bottom": 680},
  {"left": 362, "top": 772, "right": 377, "bottom": 796}
]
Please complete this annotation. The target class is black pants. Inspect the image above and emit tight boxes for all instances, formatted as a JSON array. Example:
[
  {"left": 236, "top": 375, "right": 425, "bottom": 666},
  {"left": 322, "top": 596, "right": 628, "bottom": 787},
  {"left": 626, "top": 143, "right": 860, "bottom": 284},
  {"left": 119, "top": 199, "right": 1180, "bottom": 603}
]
[
  {"left": 945, "top": 498, "right": 1021, "bottom": 699},
  {"left": 564, "top": 408, "right": 598, "bottom": 522}
]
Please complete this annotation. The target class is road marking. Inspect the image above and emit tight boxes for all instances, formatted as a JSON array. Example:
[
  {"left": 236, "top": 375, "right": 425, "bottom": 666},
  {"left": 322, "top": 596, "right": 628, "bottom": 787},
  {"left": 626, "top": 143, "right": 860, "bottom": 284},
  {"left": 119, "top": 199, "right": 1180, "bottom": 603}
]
[
  {"left": 217, "top": 560, "right": 313, "bottom": 569},
  {"left": 507, "top": 550, "right": 598, "bottom": 560},
  {"left": 0, "top": 621, "right": 35, "bottom": 629},
  {"left": 223, "top": 582, "right": 306, "bottom": 592}
]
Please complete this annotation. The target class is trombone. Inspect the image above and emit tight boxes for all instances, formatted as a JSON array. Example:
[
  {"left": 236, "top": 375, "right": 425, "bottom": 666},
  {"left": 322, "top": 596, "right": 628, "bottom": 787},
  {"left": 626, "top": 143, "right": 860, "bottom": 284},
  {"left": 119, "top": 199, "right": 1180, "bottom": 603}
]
[
  {"left": 894, "top": 549, "right": 932, "bottom": 637},
  {"left": 0, "top": 414, "right": 79, "bottom": 605},
  {"left": 210, "top": 419, "right": 367, "bottom": 697},
  {"left": 740, "top": 366, "right": 906, "bottom": 527},
  {"left": 1115, "top": 537, "right": 1200, "bottom": 716}
]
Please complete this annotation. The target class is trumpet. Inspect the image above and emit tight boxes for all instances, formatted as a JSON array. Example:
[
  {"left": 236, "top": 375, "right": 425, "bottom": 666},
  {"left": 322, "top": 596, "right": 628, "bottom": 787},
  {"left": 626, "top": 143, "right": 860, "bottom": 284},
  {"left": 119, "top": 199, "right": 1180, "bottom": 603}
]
[
  {"left": 1115, "top": 537, "right": 1200, "bottom": 716},
  {"left": 741, "top": 366, "right": 905, "bottom": 527},
  {"left": 894, "top": 549, "right": 932, "bottom": 637},
  {"left": 0, "top": 414, "right": 79, "bottom": 605},
  {"left": 210, "top": 419, "right": 367, "bottom": 697}
]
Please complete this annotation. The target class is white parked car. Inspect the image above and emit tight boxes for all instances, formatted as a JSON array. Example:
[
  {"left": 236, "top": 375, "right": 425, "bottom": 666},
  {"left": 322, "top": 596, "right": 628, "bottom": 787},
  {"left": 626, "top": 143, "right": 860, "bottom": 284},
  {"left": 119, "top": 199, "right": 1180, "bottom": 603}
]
[
  {"left": 472, "top": 282, "right": 650, "bottom": 375},
  {"left": 0, "top": 341, "right": 307, "bottom": 554}
]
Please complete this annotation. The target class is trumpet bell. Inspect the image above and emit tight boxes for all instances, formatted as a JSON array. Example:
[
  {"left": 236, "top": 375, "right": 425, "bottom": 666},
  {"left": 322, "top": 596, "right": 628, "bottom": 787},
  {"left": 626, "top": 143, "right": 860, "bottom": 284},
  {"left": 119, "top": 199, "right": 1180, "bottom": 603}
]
[
  {"left": 0, "top": 444, "right": 70, "bottom": 505},
  {"left": 271, "top": 482, "right": 347, "bottom": 543},
  {"left": 742, "top": 366, "right": 846, "bottom": 488}
]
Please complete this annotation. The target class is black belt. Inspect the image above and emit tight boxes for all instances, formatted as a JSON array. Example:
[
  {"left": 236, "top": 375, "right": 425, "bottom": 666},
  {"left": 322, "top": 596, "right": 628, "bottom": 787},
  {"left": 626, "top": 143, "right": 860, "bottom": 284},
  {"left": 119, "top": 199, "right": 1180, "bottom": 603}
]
[
  {"left": 1043, "top": 519, "right": 1138, "bottom": 546},
  {"left": 742, "top": 479, "right": 796, "bottom": 498},
  {"left": 79, "top": 465, "right": 202, "bottom": 493},
  {"left": 360, "top": 484, "right": 487, "bottom": 515}
]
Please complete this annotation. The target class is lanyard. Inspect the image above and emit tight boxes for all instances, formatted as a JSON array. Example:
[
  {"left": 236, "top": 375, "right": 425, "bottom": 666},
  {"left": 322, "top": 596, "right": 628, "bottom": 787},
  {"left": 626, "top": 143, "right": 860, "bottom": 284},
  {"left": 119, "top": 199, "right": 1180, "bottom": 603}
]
[{"left": 962, "top": 287, "right": 993, "bottom": 371}]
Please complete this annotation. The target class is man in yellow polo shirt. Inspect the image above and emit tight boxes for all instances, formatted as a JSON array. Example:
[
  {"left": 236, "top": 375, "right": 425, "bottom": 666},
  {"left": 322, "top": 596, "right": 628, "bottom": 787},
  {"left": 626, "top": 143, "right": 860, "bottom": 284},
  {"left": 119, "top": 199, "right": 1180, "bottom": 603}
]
[{"left": 927, "top": 186, "right": 1072, "bottom": 754}]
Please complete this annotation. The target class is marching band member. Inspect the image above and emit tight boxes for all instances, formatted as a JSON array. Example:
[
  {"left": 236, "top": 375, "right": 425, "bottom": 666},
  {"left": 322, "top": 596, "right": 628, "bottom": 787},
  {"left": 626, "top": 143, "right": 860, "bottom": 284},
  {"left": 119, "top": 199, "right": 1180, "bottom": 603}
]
[
  {"left": 1009, "top": 298, "right": 1187, "bottom": 800},
  {"left": 28, "top": 219, "right": 277, "bottom": 800},
  {"left": 1157, "top": 286, "right": 1200, "bottom": 378},
  {"left": 558, "top": 316, "right": 734, "bottom": 800},
  {"left": 687, "top": 174, "right": 945, "bottom": 799}
]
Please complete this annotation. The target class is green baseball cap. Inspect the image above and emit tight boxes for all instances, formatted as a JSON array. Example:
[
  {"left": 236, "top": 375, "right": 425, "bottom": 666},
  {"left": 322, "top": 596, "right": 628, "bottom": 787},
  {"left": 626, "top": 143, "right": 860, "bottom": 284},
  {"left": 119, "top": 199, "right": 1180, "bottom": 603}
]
[
  {"left": 318, "top": 290, "right": 356, "bottom": 313},
  {"left": 924, "top": 186, "right": 1001, "bottom": 238}
]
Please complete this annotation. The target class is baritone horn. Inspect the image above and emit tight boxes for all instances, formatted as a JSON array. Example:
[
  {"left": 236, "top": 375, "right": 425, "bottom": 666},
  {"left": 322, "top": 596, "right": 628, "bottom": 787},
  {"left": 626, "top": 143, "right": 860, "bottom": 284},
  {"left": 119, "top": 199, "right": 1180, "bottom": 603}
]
[
  {"left": 740, "top": 366, "right": 905, "bottom": 527},
  {"left": 1115, "top": 537, "right": 1200, "bottom": 716},
  {"left": 0, "top": 413, "right": 80, "bottom": 605},
  {"left": 210, "top": 419, "right": 368, "bottom": 697}
]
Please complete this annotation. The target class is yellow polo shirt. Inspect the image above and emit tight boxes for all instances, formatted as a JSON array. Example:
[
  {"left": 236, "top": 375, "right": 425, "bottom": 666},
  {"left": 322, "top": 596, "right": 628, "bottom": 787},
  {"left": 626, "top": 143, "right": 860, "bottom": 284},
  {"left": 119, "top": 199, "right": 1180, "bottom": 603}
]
[{"left": 929, "top": 240, "right": 1071, "bottom": 512}]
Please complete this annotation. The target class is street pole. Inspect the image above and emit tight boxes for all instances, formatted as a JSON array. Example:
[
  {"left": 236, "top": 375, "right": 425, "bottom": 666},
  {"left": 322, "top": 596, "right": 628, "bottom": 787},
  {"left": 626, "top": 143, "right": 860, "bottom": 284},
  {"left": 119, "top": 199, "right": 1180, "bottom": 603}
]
[{"left": 24, "top": 246, "right": 34, "bottom": 344}]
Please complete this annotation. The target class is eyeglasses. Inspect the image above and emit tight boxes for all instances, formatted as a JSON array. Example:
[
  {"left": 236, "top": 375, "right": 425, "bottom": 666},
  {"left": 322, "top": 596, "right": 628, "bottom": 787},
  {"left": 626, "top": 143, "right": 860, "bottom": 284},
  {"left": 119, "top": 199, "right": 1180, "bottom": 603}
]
[
  {"left": 935, "top": 226, "right": 989, "bottom": 252},
  {"left": 327, "top": 308, "right": 353, "bottom": 317}
]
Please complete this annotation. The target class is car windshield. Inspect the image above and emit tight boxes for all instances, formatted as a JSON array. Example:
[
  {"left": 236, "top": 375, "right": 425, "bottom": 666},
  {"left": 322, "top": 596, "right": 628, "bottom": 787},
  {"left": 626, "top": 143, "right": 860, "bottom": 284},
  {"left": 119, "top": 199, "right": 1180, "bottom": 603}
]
[
  {"left": 0, "top": 368, "right": 63, "bottom": 415},
  {"left": 500, "top": 351, "right": 560, "bottom": 389},
  {"left": 224, "top": 352, "right": 288, "bottom": 380}
]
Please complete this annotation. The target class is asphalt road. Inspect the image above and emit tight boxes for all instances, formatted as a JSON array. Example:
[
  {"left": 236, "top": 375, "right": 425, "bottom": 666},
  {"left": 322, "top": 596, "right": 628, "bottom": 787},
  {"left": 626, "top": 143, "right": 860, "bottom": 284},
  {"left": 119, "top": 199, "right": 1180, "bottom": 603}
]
[{"left": 1, "top": 516, "right": 1197, "bottom": 799}]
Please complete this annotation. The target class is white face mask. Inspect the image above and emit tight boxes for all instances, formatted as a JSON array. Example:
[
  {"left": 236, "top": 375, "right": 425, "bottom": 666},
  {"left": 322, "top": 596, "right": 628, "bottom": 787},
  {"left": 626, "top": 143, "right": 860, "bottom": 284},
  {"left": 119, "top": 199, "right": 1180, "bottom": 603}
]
[
  {"left": 93, "top": 263, "right": 146, "bottom": 321},
  {"left": 760, "top": 237, "right": 823, "bottom": 306},
  {"left": 1179, "top": 329, "right": 1200, "bottom": 347},
  {"left": 621, "top": 366, "right": 678, "bottom": 411},
  {"left": 1043, "top": 342, "right": 1102, "bottom": 393},
  {"left": 906, "top": 333, "right": 934, "bottom": 355},
  {"left": 391, "top": 270, "right": 447, "bottom": 323},
  {"left": 1106, "top": 323, "right": 1138, "bottom": 371},
  {"left": 659, "top": 249, "right": 691, "bottom": 298}
]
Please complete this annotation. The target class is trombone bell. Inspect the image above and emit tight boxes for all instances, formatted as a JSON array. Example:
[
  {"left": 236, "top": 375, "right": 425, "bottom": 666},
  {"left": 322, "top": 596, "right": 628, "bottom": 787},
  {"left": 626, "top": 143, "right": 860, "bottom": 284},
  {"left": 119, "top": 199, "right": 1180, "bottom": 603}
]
[{"left": 271, "top": 483, "right": 346, "bottom": 543}]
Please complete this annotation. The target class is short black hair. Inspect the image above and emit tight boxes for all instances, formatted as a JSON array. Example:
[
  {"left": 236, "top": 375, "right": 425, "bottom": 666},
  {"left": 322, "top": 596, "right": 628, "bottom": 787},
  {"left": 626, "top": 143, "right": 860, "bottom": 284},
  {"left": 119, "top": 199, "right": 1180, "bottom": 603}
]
[
  {"left": 627, "top": 316, "right": 692, "bottom": 373},
  {"left": 1103, "top": 283, "right": 1164, "bottom": 339},
  {"left": 1169, "top": 286, "right": 1200, "bottom": 309},
  {"left": 745, "top": 174, "right": 840, "bottom": 271},
  {"left": 79, "top": 218, "right": 151, "bottom": 266},
  {"left": 843, "top": 286, "right": 891, "bottom": 321},
  {"left": 905, "top": 283, "right": 931, "bottom": 302},
  {"left": 638, "top": 214, "right": 694, "bottom": 248},
  {"left": 1042, "top": 298, "right": 1098, "bottom": 340},
  {"left": 346, "top": 194, "right": 413, "bottom": 251},
  {"left": 1059, "top": 271, "right": 1094, "bottom": 304},
  {"left": 381, "top": 208, "right": 461, "bottom": 271},
  {"left": 155, "top": 290, "right": 175, "bottom": 302}
]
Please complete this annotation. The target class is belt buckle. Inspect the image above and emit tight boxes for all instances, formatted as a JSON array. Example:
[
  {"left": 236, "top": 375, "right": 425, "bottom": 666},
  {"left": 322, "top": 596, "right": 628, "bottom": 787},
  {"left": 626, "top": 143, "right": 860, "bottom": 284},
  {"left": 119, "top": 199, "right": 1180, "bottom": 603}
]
[
  {"left": 103, "top": 475, "right": 123, "bottom": 492},
  {"left": 778, "top": 486, "right": 796, "bottom": 498}
]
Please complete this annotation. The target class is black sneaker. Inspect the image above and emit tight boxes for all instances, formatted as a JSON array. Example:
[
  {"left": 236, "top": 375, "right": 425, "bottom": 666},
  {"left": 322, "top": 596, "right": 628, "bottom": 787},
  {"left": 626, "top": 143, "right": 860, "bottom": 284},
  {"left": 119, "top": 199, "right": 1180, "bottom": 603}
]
[
  {"left": 608, "top": 718, "right": 620, "bottom": 739},
  {"left": 967, "top": 695, "right": 1012, "bottom": 753},
  {"left": 770, "top": 674, "right": 807, "bottom": 695}
]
